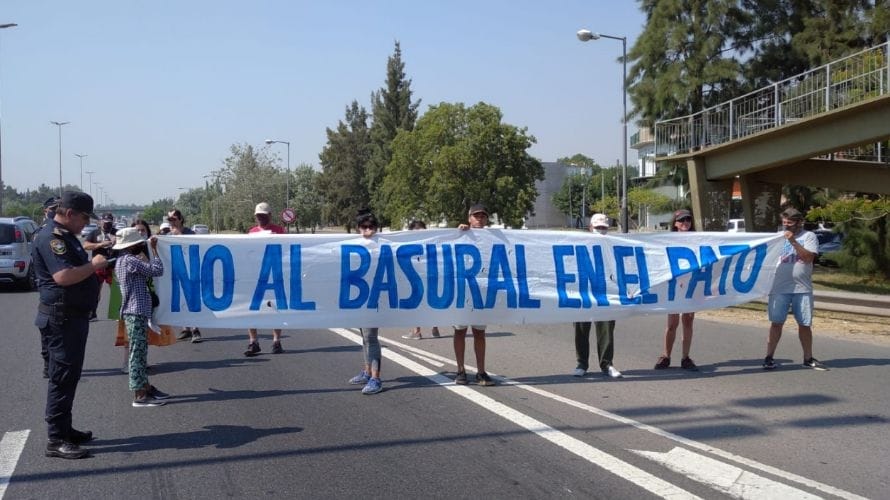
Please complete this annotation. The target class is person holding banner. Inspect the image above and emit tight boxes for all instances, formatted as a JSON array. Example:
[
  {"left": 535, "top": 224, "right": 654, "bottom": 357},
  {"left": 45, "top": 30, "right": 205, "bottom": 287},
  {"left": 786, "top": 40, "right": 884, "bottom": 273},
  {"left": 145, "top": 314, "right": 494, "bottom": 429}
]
[
  {"left": 655, "top": 209, "right": 699, "bottom": 371},
  {"left": 167, "top": 209, "right": 201, "bottom": 343},
  {"left": 763, "top": 208, "right": 827, "bottom": 371},
  {"left": 573, "top": 214, "right": 623, "bottom": 379},
  {"left": 346, "top": 209, "right": 385, "bottom": 395},
  {"left": 402, "top": 219, "right": 441, "bottom": 340},
  {"left": 244, "top": 202, "right": 286, "bottom": 357},
  {"left": 452, "top": 204, "right": 496, "bottom": 386},
  {"left": 113, "top": 227, "right": 171, "bottom": 407}
]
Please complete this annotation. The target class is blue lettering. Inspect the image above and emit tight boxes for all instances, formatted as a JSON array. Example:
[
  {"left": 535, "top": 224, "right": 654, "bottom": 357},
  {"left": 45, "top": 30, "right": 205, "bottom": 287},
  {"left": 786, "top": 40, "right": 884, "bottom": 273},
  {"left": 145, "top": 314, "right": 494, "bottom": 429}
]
[
  {"left": 666, "top": 246, "right": 698, "bottom": 301},
  {"left": 368, "top": 245, "right": 398, "bottom": 309},
  {"left": 485, "top": 244, "right": 517, "bottom": 308},
  {"left": 396, "top": 244, "right": 424, "bottom": 309},
  {"left": 426, "top": 244, "right": 454, "bottom": 309},
  {"left": 289, "top": 245, "right": 316, "bottom": 310},
  {"left": 717, "top": 244, "right": 749, "bottom": 295},
  {"left": 552, "top": 245, "right": 580, "bottom": 308},
  {"left": 455, "top": 244, "right": 484, "bottom": 309},
  {"left": 515, "top": 245, "right": 540, "bottom": 308},
  {"left": 576, "top": 245, "right": 609, "bottom": 307},
  {"left": 614, "top": 246, "right": 656, "bottom": 305},
  {"left": 733, "top": 243, "right": 767, "bottom": 293},
  {"left": 340, "top": 245, "right": 370, "bottom": 309},
  {"left": 251, "top": 244, "right": 287, "bottom": 311},
  {"left": 201, "top": 245, "right": 234, "bottom": 311},
  {"left": 170, "top": 245, "right": 202, "bottom": 312}
]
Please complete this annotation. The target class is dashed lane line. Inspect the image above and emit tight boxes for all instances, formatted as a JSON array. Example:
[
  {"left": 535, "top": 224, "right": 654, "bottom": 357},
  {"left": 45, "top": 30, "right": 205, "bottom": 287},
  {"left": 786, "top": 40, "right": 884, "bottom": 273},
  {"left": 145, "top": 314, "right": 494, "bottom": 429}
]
[{"left": 0, "top": 430, "right": 29, "bottom": 500}]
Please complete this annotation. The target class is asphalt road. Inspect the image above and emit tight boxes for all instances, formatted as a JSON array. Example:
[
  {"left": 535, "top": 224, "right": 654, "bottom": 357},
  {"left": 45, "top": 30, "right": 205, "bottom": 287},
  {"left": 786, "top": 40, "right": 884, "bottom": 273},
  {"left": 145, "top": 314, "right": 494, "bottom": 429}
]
[{"left": 2, "top": 285, "right": 888, "bottom": 499}]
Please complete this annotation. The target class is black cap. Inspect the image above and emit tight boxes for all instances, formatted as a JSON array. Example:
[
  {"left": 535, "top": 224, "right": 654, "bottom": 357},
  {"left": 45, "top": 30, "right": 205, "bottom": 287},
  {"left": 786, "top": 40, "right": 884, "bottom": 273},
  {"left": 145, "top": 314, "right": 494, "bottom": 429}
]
[
  {"left": 43, "top": 197, "right": 59, "bottom": 209},
  {"left": 58, "top": 191, "right": 97, "bottom": 220},
  {"left": 468, "top": 203, "right": 489, "bottom": 216},
  {"left": 101, "top": 212, "right": 115, "bottom": 222},
  {"left": 781, "top": 207, "right": 804, "bottom": 221}
]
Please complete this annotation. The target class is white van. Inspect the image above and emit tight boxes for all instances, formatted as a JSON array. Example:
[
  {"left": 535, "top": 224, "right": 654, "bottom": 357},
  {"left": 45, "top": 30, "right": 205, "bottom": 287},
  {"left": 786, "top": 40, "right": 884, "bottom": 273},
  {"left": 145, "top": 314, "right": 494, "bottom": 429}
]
[{"left": 726, "top": 219, "right": 746, "bottom": 232}]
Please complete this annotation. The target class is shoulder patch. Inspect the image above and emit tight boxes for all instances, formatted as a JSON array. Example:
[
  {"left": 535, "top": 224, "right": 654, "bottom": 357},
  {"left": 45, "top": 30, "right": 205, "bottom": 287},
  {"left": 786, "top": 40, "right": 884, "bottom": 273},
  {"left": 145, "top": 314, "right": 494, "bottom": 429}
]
[{"left": 50, "top": 239, "right": 67, "bottom": 255}]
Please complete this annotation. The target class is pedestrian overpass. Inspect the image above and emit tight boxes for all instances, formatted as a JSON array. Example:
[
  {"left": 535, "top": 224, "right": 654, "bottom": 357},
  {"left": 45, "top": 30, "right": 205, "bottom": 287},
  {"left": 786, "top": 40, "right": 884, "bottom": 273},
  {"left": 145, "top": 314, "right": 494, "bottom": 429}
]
[{"left": 654, "top": 41, "right": 890, "bottom": 231}]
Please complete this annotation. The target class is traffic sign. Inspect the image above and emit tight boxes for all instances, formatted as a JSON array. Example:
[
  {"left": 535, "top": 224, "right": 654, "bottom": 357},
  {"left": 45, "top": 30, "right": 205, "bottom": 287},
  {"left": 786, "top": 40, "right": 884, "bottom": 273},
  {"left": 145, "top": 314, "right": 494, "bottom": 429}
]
[{"left": 281, "top": 208, "right": 296, "bottom": 223}]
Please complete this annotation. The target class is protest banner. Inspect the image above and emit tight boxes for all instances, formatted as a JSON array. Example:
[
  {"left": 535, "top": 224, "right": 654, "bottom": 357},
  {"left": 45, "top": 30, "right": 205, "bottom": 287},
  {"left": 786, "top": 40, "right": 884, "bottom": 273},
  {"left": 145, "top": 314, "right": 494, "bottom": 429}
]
[{"left": 154, "top": 229, "right": 783, "bottom": 329}]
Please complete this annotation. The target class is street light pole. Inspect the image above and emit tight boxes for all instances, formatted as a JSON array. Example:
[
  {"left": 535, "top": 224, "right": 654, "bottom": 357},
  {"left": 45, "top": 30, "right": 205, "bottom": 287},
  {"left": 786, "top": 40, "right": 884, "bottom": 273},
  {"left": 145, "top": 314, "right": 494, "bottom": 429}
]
[
  {"left": 50, "top": 121, "right": 70, "bottom": 197},
  {"left": 577, "top": 29, "right": 628, "bottom": 233},
  {"left": 85, "top": 170, "right": 95, "bottom": 197},
  {"left": 0, "top": 23, "right": 17, "bottom": 215},
  {"left": 75, "top": 153, "right": 87, "bottom": 192},
  {"left": 265, "top": 139, "right": 291, "bottom": 230}
]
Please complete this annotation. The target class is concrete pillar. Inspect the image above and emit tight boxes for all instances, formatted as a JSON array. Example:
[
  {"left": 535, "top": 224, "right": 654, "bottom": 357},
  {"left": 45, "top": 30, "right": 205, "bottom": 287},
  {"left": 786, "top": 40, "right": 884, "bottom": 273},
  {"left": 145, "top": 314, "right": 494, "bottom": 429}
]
[
  {"left": 738, "top": 175, "right": 782, "bottom": 232},
  {"left": 686, "top": 158, "right": 733, "bottom": 231}
]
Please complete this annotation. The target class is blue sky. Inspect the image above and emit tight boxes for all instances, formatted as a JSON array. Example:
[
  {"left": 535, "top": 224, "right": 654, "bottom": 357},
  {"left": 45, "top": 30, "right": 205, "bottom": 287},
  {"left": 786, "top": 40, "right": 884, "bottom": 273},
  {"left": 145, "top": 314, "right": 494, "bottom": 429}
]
[{"left": 1, "top": 1, "right": 646, "bottom": 205}]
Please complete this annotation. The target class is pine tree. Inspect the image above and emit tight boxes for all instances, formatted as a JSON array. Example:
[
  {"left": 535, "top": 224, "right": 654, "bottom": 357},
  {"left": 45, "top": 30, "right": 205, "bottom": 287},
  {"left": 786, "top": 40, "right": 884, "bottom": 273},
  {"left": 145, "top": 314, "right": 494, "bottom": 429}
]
[
  {"left": 318, "top": 101, "right": 372, "bottom": 231},
  {"left": 367, "top": 42, "right": 420, "bottom": 224}
]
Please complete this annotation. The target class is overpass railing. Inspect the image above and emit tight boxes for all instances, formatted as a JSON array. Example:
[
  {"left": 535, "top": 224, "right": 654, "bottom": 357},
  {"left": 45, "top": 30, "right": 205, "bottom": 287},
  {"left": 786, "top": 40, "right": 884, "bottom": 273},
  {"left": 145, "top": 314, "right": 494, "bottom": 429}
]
[{"left": 655, "top": 40, "right": 890, "bottom": 158}]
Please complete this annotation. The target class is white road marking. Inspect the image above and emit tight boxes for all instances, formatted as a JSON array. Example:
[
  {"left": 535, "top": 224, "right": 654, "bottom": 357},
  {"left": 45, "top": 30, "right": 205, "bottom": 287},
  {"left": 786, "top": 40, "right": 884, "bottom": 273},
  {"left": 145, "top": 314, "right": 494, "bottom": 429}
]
[
  {"left": 632, "top": 447, "right": 821, "bottom": 499},
  {"left": 0, "top": 430, "right": 30, "bottom": 500},
  {"left": 333, "top": 328, "right": 700, "bottom": 499},
  {"left": 376, "top": 332, "right": 867, "bottom": 500}
]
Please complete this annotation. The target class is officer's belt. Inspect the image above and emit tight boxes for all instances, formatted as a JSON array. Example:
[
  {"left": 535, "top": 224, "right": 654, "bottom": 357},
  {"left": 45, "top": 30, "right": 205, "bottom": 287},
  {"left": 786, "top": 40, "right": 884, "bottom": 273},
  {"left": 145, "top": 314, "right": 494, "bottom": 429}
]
[{"left": 38, "top": 303, "right": 92, "bottom": 318}]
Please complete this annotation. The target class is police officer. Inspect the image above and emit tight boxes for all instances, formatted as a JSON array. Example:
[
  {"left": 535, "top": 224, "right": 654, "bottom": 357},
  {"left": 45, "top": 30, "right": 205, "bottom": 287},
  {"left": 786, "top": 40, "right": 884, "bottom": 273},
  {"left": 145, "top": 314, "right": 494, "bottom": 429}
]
[
  {"left": 32, "top": 191, "right": 110, "bottom": 459},
  {"left": 36, "top": 197, "right": 59, "bottom": 378}
]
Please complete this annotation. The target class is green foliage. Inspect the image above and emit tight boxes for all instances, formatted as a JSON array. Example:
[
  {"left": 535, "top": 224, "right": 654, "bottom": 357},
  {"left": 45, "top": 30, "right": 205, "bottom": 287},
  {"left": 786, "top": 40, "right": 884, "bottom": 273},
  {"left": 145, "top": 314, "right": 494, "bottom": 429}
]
[
  {"left": 367, "top": 42, "right": 420, "bottom": 225},
  {"left": 808, "top": 196, "right": 890, "bottom": 278},
  {"left": 556, "top": 154, "right": 598, "bottom": 170},
  {"left": 141, "top": 198, "right": 175, "bottom": 225},
  {"left": 382, "top": 102, "right": 543, "bottom": 228},
  {"left": 318, "top": 101, "right": 372, "bottom": 231},
  {"left": 290, "top": 164, "right": 324, "bottom": 232}
]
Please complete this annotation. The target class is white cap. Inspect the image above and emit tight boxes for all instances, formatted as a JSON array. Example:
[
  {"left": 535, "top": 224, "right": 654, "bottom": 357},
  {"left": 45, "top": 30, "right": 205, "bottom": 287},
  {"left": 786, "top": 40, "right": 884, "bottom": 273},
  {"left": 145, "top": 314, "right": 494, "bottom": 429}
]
[
  {"left": 255, "top": 202, "right": 271, "bottom": 215},
  {"left": 590, "top": 213, "right": 609, "bottom": 228},
  {"left": 159, "top": 222, "right": 171, "bottom": 230}
]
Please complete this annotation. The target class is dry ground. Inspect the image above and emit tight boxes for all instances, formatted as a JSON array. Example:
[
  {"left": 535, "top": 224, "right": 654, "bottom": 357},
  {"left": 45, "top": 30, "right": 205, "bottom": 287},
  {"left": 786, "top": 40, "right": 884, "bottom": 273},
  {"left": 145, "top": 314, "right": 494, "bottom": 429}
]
[{"left": 698, "top": 305, "right": 890, "bottom": 346}]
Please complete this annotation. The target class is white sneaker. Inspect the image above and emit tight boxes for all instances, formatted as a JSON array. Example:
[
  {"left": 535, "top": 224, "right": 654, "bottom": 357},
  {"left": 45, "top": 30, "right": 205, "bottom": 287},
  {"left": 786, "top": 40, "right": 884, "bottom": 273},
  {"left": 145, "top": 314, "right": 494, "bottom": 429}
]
[
  {"left": 606, "top": 365, "right": 624, "bottom": 378},
  {"left": 572, "top": 368, "right": 586, "bottom": 377}
]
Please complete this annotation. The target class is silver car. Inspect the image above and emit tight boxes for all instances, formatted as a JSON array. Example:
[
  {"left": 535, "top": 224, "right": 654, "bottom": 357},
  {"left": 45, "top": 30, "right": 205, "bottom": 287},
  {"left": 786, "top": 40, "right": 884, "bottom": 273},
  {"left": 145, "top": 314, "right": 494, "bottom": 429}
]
[
  {"left": 192, "top": 224, "right": 210, "bottom": 234},
  {"left": 0, "top": 217, "right": 38, "bottom": 290}
]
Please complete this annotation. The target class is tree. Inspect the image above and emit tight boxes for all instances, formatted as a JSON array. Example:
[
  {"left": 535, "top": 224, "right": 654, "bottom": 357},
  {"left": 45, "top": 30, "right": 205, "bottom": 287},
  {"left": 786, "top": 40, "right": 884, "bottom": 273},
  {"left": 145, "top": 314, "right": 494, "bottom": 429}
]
[
  {"left": 215, "top": 143, "right": 284, "bottom": 232},
  {"left": 366, "top": 42, "right": 420, "bottom": 223},
  {"left": 382, "top": 102, "right": 543, "bottom": 228},
  {"left": 290, "top": 164, "right": 324, "bottom": 232},
  {"left": 627, "top": 0, "right": 748, "bottom": 126},
  {"left": 556, "top": 154, "right": 598, "bottom": 170},
  {"left": 808, "top": 196, "right": 890, "bottom": 278},
  {"left": 318, "top": 101, "right": 371, "bottom": 231}
]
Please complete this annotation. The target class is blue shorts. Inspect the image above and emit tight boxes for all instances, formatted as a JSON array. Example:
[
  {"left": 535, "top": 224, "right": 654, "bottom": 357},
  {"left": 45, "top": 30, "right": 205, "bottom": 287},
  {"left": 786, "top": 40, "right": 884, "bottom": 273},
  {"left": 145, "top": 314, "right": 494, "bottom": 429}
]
[{"left": 768, "top": 293, "right": 813, "bottom": 327}]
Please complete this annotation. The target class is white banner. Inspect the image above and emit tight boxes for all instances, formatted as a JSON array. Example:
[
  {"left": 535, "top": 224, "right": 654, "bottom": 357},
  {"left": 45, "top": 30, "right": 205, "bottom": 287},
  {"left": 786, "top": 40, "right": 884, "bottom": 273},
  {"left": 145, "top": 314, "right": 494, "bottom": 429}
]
[{"left": 154, "top": 229, "right": 784, "bottom": 329}]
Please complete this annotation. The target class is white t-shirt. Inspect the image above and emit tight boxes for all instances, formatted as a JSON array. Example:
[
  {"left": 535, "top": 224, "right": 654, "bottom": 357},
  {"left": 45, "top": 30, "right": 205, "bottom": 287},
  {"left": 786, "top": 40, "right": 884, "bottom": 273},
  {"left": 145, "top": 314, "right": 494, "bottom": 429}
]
[{"left": 770, "top": 229, "right": 819, "bottom": 294}]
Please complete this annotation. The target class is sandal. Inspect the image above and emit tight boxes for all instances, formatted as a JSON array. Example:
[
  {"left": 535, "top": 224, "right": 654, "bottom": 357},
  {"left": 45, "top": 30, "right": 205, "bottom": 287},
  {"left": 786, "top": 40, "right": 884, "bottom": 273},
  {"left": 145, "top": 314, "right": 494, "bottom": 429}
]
[{"left": 401, "top": 331, "right": 422, "bottom": 340}]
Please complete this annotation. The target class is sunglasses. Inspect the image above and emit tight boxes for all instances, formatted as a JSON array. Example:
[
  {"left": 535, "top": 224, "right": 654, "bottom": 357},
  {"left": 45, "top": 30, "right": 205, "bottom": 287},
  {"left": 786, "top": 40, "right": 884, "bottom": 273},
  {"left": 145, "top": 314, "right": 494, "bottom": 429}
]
[
  {"left": 359, "top": 224, "right": 377, "bottom": 230},
  {"left": 471, "top": 212, "right": 488, "bottom": 218},
  {"left": 167, "top": 217, "right": 179, "bottom": 222},
  {"left": 677, "top": 217, "right": 692, "bottom": 223}
]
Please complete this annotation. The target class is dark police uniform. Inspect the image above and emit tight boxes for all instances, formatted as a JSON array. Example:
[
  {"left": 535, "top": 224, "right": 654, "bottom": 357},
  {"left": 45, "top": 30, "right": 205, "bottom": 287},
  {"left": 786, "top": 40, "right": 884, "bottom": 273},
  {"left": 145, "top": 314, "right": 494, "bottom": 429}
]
[{"left": 32, "top": 219, "right": 99, "bottom": 443}]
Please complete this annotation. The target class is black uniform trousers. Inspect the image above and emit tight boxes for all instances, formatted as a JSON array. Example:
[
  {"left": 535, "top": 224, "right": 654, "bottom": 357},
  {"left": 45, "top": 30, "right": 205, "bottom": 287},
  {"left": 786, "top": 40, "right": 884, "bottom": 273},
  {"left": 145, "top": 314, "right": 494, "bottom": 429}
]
[{"left": 41, "top": 313, "right": 89, "bottom": 441}]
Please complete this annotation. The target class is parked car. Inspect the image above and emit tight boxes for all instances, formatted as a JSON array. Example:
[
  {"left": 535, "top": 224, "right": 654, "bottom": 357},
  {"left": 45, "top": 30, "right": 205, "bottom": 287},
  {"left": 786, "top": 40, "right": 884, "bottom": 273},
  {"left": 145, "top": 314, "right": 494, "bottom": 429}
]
[
  {"left": 81, "top": 223, "right": 98, "bottom": 239},
  {"left": 814, "top": 229, "right": 844, "bottom": 266},
  {"left": 0, "top": 217, "right": 38, "bottom": 290},
  {"left": 192, "top": 224, "right": 210, "bottom": 234},
  {"left": 726, "top": 218, "right": 746, "bottom": 232}
]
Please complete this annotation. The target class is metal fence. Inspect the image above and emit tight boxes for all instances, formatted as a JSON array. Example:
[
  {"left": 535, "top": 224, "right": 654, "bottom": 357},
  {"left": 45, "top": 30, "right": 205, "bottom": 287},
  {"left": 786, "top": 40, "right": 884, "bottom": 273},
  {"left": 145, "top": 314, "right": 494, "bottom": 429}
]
[{"left": 655, "top": 40, "right": 890, "bottom": 160}]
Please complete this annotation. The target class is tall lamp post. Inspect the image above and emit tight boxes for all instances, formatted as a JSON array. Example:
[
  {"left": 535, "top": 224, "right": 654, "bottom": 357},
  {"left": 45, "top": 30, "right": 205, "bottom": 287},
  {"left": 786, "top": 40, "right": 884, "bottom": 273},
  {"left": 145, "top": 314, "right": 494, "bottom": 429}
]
[
  {"left": 577, "top": 28, "right": 628, "bottom": 233},
  {"left": 85, "top": 170, "right": 95, "bottom": 197},
  {"left": 0, "top": 23, "right": 17, "bottom": 215},
  {"left": 50, "top": 120, "right": 70, "bottom": 197},
  {"left": 75, "top": 153, "right": 87, "bottom": 192},
  {"left": 264, "top": 139, "right": 290, "bottom": 229}
]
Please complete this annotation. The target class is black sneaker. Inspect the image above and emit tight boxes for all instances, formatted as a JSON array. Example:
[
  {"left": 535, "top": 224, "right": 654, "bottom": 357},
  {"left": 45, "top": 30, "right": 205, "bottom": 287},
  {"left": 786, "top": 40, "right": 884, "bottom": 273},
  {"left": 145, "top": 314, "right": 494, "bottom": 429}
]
[
  {"left": 763, "top": 356, "right": 777, "bottom": 370},
  {"left": 475, "top": 372, "right": 496, "bottom": 386},
  {"left": 149, "top": 385, "right": 171, "bottom": 400},
  {"left": 654, "top": 356, "right": 670, "bottom": 369},
  {"left": 132, "top": 396, "right": 166, "bottom": 407},
  {"left": 244, "top": 342, "right": 261, "bottom": 357},
  {"left": 46, "top": 440, "right": 88, "bottom": 459},
  {"left": 68, "top": 429, "right": 93, "bottom": 444},
  {"left": 681, "top": 357, "right": 699, "bottom": 371},
  {"left": 455, "top": 371, "right": 468, "bottom": 385},
  {"left": 272, "top": 341, "right": 283, "bottom": 354},
  {"left": 190, "top": 329, "right": 202, "bottom": 343},
  {"left": 803, "top": 358, "right": 829, "bottom": 371}
]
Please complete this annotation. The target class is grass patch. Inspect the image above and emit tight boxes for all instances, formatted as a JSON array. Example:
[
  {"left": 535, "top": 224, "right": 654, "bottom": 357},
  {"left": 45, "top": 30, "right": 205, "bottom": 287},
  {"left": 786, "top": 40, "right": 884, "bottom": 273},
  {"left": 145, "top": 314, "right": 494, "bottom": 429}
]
[{"left": 812, "top": 266, "right": 890, "bottom": 295}]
